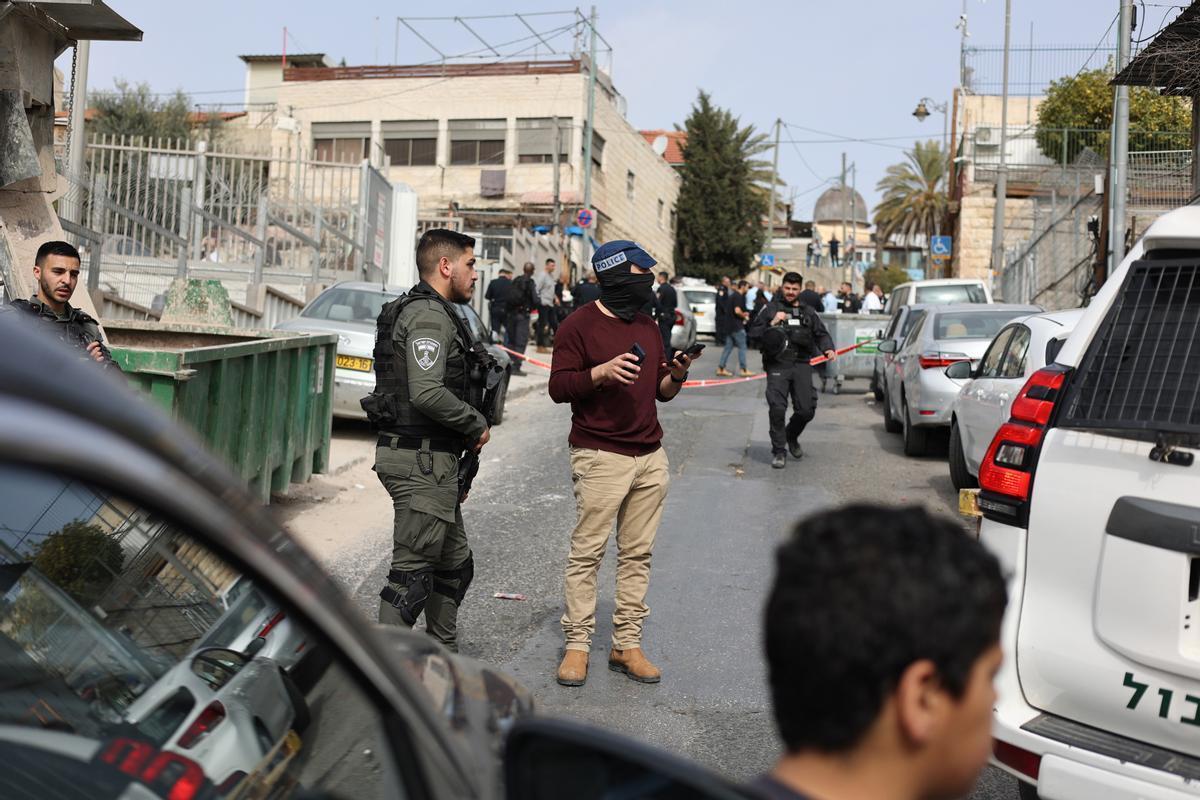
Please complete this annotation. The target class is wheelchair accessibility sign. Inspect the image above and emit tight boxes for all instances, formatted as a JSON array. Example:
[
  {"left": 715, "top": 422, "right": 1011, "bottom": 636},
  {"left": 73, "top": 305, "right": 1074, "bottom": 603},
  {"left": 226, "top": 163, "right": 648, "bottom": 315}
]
[{"left": 931, "top": 236, "right": 952, "bottom": 262}]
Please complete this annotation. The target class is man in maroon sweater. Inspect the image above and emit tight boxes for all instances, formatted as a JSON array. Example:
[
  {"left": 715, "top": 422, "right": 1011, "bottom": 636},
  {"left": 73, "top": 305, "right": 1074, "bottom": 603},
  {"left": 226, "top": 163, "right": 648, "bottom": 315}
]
[{"left": 548, "top": 240, "right": 699, "bottom": 687}]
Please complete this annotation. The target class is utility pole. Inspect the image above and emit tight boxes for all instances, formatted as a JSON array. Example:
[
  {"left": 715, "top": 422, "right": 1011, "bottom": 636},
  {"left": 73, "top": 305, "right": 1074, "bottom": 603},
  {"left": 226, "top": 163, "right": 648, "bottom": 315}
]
[
  {"left": 765, "top": 118, "right": 781, "bottom": 251},
  {"left": 989, "top": 0, "right": 1012, "bottom": 293},
  {"left": 1111, "top": 0, "right": 1133, "bottom": 268},
  {"left": 850, "top": 162, "right": 857, "bottom": 284},
  {"left": 64, "top": 39, "right": 90, "bottom": 223},
  {"left": 958, "top": 0, "right": 970, "bottom": 90},
  {"left": 840, "top": 152, "right": 848, "bottom": 282},
  {"left": 581, "top": 6, "right": 599, "bottom": 266},
  {"left": 552, "top": 115, "right": 562, "bottom": 233}
]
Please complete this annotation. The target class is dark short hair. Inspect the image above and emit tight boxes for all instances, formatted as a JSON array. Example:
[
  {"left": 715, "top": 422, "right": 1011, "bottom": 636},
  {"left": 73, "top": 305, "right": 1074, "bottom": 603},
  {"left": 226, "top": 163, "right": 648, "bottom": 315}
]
[
  {"left": 545, "top": 258, "right": 556, "bottom": 265},
  {"left": 765, "top": 505, "right": 1006, "bottom": 753},
  {"left": 659, "top": 271, "right": 669, "bottom": 279},
  {"left": 804, "top": 280, "right": 816, "bottom": 289},
  {"left": 781, "top": 271, "right": 803, "bottom": 286},
  {"left": 416, "top": 229, "right": 475, "bottom": 277},
  {"left": 736, "top": 280, "right": 749, "bottom": 289},
  {"left": 36, "top": 240, "right": 81, "bottom": 267}
]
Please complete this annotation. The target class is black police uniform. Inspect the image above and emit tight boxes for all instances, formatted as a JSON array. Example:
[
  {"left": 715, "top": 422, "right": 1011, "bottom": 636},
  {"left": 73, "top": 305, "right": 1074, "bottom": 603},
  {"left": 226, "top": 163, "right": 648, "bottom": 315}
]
[
  {"left": 748, "top": 298, "right": 835, "bottom": 456},
  {"left": 0, "top": 296, "right": 119, "bottom": 369}
]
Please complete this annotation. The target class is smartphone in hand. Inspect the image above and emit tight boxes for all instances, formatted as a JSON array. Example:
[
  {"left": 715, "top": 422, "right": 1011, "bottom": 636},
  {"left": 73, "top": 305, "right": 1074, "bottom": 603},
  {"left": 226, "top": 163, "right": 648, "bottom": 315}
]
[
  {"left": 683, "top": 343, "right": 705, "bottom": 357},
  {"left": 629, "top": 342, "right": 646, "bottom": 367}
]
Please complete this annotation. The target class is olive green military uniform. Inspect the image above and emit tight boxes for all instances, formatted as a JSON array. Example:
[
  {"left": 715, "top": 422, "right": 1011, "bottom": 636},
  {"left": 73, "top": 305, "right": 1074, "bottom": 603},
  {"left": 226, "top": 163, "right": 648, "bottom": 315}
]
[
  {"left": 0, "top": 296, "right": 119, "bottom": 369},
  {"left": 372, "top": 282, "right": 487, "bottom": 652}
]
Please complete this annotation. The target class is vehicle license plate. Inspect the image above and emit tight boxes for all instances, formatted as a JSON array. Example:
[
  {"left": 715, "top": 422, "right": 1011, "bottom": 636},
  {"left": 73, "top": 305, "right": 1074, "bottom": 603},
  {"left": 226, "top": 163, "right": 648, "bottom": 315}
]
[{"left": 336, "top": 355, "right": 373, "bottom": 372}]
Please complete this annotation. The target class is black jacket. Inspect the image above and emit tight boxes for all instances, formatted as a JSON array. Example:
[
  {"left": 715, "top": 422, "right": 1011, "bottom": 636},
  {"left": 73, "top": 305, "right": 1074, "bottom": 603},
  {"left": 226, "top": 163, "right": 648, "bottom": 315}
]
[
  {"left": 748, "top": 298, "right": 834, "bottom": 365},
  {"left": 654, "top": 282, "right": 678, "bottom": 323},
  {"left": 1, "top": 297, "right": 119, "bottom": 370},
  {"left": 572, "top": 280, "right": 602, "bottom": 307},
  {"left": 485, "top": 276, "right": 512, "bottom": 308}
]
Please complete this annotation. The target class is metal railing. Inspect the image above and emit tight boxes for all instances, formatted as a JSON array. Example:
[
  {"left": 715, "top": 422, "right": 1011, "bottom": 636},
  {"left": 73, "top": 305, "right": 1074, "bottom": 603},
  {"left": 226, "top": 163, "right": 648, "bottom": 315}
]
[{"left": 963, "top": 43, "right": 1115, "bottom": 96}]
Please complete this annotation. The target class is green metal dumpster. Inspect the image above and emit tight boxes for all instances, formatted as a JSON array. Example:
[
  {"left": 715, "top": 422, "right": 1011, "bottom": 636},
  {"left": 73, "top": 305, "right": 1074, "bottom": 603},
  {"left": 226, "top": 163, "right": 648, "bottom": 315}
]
[{"left": 105, "top": 321, "right": 337, "bottom": 505}]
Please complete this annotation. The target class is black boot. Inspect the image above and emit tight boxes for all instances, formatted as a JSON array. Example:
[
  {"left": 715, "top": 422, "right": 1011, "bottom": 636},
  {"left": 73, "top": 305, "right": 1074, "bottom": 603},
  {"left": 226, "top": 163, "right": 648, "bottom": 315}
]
[{"left": 788, "top": 439, "right": 804, "bottom": 459}]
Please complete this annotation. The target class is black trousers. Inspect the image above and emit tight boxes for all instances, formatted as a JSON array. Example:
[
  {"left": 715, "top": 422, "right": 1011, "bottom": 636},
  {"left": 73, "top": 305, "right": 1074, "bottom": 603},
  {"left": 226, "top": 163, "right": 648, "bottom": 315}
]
[
  {"left": 489, "top": 304, "right": 507, "bottom": 342},
  {"left": 506, "top": 311, "right": 531, "bottom": 368},
  {"left": 765, "top": 361, "right": 818, "bottom": 454},
  {"left": 658, "top": 318, "right": 674, "bottom": 358},
  {"left": 536, "top": 304, "right": 555, "bottom": 347}
]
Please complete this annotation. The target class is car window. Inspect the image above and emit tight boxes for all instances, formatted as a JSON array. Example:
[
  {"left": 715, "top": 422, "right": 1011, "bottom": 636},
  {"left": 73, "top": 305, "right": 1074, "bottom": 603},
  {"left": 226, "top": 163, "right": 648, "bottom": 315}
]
[
  {"left": 0, "top": 464, "right": 395, "bottom": 799},
  {"left": 998, "top": 325, "right": 1032, "bottom": 379},
  {"left": 900, "top": 309, "right": 926, "bottom": 339},
  {"left": 454, "top": 304, "right": 485, "bottom": 341},
  {"left": 302, "top": 288, "right": 399, "bottom": 324},
  {"left": 933, "top": 310, "right": 1025, "bottom": 340},
  {"left": 201, "top": 586, "right": 268, "bottom": 649},
  {"left": 915, "top": 284, "right": 988, "bottom": 305},
  {"left": 682, "top": 290, "right": 715, "bottom": 306},
  {"left": 884, "top": 312, "right": 902, "bottom": 340},
  {"left": 901, "top": 312, "right": 927, "bottom": 350},
  {"left": 978, "top": 328, "right": 1016, "bottom": 378}
]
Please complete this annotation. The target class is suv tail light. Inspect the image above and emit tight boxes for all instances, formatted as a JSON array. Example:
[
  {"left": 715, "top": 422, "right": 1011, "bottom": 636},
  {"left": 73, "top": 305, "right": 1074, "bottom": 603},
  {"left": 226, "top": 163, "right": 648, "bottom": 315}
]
[
  {"left": 978, "top": 364, "right": 1071, "bottom": 525},
  {"left": 256, "top": 610, "right": 286, "bottom": 639},
  {"left": 97, "top": 738, "right": 208, "bottom": 800},
  {"left": 919, "top": 352, "right": 970, "bottom": 369},
  {"left": 674, "top": 310, "right": 684, "bottom": 327},
  {"left": 177, "top": 701, "right": 226, "bottom": 748}
]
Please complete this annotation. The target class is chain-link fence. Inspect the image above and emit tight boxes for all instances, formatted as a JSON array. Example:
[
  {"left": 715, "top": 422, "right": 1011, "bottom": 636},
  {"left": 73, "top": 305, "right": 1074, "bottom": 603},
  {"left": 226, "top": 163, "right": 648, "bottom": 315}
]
[{"left": 962, "top": 43, "right": 1116, "bottom": 96}]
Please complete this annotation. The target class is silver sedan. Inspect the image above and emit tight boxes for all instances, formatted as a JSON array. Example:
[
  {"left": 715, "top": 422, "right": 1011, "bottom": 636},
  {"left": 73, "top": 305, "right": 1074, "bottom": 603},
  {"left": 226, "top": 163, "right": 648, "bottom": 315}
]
[{"left": 878, "top": 303, "right": 1041, "bottom": 456}]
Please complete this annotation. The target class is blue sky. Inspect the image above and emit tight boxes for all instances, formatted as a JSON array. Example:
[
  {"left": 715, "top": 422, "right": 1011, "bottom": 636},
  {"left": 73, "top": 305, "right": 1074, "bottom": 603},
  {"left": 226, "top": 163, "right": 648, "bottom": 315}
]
[{"left": 70, "top": 1, "right": 1128, "bottom": 215}]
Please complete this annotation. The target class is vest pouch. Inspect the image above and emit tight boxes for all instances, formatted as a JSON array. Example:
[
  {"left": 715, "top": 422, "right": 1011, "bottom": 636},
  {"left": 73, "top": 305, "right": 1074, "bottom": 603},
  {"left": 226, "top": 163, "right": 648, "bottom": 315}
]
[{"left": 360, "top": 392, "right": 399, "bottom": 429}]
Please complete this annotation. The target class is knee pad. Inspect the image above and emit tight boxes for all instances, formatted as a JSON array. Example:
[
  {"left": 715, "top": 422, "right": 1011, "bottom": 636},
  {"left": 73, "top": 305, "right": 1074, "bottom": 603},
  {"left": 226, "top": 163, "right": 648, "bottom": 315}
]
[
  {"left": 380, "top": 568, "right": 433, "bottom": 626},
  {"left": 433, "top": 552, "right": 474, "bottom": 605}
]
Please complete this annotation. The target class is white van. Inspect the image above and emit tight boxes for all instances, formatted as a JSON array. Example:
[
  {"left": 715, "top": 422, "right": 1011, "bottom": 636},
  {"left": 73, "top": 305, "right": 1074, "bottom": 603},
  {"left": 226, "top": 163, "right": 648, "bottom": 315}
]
[
  {"left": 885, "top": 278, "right": 992, "bottom": 314},
  {"left": 977, "top": 205, "right": 1200, "bottom": 799}
]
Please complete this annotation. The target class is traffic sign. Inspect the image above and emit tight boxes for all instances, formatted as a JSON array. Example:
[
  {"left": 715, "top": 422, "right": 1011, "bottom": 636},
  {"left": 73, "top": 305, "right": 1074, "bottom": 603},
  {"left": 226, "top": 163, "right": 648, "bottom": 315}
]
[
  {"left": 931, "top": 235, "right": 952, "bottom": 262},
  {"left": 760, "top": 254, "right": 776, "bottom": 267},
  {"left": 576, "top": 208, "right": 593, "bottom": 228}
]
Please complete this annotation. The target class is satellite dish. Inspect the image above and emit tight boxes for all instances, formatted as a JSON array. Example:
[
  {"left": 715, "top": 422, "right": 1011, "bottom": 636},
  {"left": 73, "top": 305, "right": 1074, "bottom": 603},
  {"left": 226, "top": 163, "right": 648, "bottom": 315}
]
[{"left": 652, "top": 135, "right": 668, "bottom": 156}]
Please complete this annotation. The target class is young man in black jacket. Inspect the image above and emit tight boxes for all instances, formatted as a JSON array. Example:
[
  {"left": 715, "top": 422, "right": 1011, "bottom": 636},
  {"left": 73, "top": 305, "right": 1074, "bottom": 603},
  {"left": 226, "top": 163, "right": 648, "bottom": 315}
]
[{"left": 748, "top": 272, "right": 835, "bottom": 468}]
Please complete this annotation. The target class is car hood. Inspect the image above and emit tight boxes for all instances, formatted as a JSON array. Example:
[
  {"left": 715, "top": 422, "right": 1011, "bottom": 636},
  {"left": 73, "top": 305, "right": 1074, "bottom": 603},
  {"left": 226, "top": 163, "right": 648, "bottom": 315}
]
[
  {"left": 276, "top": 317, "right": 375, "bottom": 358},
  {"left": 374, "top": 625, "right": 533, "bottom": 784}
]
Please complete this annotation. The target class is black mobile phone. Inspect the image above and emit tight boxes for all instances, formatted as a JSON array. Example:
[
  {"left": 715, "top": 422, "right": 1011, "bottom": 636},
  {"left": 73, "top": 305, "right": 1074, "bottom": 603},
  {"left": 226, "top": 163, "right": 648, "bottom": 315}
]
[
  {"left": 629, "top": 342, "right": 646, "bottom": 366},
  {"left": 683, "top": 343, "right": 705, "bottom": 357}
]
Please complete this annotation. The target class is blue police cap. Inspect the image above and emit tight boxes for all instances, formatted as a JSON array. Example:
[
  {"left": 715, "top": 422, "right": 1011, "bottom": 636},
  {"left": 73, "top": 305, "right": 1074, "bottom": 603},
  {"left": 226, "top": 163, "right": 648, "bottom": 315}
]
[{"left": 591, "top": 240, "right": 657, "bottom": 274}]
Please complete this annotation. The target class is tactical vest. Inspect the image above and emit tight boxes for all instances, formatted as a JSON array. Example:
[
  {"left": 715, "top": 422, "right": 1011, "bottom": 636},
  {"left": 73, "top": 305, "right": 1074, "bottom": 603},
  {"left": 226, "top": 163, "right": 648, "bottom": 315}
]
[
  {"left": 360, "top": 290, "right": 497, "bottom": 438},
  {"left": 762, "top": 304, "right": 817, "bottom": 366}
]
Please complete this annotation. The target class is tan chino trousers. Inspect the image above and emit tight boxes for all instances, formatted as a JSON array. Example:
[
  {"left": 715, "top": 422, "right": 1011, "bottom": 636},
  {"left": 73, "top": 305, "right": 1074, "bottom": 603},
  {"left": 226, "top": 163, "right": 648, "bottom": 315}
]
[{"left": 562, "top": 446, "right": 670, "bottom": 652}]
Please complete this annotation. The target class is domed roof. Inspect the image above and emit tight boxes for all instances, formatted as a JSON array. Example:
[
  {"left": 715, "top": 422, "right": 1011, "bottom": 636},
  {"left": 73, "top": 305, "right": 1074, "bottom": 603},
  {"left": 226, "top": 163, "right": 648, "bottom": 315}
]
[{"left": 813, "top": 185, "right": 870, "bottom": 226}]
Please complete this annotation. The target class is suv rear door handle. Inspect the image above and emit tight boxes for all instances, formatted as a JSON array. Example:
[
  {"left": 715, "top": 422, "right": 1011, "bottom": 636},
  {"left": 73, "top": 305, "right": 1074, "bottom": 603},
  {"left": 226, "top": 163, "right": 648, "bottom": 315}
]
[{"left": 1107, "top": 496, "right": 1200, "bottom": 554}]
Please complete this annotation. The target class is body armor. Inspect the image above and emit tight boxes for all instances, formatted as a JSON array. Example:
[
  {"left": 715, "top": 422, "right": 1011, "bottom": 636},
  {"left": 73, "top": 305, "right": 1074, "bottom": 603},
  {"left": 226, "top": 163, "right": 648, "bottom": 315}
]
[
  {"left": 761, "top": 304, "right": 817, "bottom": 366},
  {"left": 361, "top": 287, "right": 502, "bottom": 437}
]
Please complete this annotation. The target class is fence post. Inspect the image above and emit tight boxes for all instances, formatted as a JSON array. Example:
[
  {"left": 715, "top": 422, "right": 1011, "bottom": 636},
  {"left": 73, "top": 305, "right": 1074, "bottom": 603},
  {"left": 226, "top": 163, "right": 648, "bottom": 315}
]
[
  {"left": 253, "top": 193, "right": 268, "bottom": 285},
  {"left": 312, "top": 207, "right": 324, "bottom": 282},
  {"left": 190, "top": 140, "right": 208, "bottom": 260},
  {"left": 357, "top": 158, "right": 370, "bottom": 279},
  {"left": 177, "top": 186, "right": 192, "bottom": 279}
]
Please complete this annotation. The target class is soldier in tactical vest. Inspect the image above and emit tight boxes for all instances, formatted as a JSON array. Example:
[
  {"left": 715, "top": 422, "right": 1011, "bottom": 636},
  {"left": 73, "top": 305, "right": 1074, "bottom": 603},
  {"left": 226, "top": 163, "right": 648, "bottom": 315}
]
[
  {"left": 748, "top": 271, "right": 836, "bottom": 470},
  {"left": 361, "top": 229, "right": 500, "bottom": 652},
  {"left": 0, "top": 240, "right": 118, "bottom": 370}
]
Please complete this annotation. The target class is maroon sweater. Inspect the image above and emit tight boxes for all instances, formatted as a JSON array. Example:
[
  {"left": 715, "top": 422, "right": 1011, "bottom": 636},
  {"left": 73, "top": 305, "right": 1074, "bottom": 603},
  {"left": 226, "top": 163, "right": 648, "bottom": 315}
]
[{"left": 548, "top": 301, "right": 673, "bottom": 456}]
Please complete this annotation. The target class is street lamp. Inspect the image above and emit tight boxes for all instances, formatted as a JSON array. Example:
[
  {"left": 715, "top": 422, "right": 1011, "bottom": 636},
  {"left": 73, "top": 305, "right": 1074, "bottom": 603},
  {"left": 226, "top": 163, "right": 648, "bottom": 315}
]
[{"left": 912, "top": 97, "right": 950, "bottom": 278}]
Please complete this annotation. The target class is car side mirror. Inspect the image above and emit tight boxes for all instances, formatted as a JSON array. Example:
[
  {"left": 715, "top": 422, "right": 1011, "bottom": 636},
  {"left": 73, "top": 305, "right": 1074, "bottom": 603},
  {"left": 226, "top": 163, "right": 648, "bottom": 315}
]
[
  {"left": 505, "top": 717, "right": 754, "bottom": 800},
  {"left": 243, "top": 636, "right": 267, "bottom": 658},
  {"left": 945, "top": 360, "right": 973, "bottom": 380},
  {"left": 877, "top": 339, "right": 898, "bottom": 354}
]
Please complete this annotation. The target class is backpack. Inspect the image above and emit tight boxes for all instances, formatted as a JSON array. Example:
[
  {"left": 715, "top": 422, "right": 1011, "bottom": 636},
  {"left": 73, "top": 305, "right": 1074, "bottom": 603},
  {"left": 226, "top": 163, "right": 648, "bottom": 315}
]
[{"left": 507, "top": 275, "right": 533, "bottom": 311}]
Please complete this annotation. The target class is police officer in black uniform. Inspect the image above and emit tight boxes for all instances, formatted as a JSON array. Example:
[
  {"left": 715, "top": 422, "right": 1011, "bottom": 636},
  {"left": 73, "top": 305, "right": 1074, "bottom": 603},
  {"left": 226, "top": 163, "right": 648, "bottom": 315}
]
[
  {"left": 1, "top": 240, "right": 118, "bottom": 369},
  {"left": 361, "top": 229, "right": 501, "bottom": 652},
  {"left": 749, "top": 271, "right": 835, "bottom": 469}
]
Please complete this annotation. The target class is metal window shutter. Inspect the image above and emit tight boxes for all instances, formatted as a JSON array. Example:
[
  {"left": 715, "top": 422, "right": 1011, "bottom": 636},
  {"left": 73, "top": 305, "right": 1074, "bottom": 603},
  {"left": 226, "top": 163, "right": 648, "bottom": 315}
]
[
  {"left": 449, "top": 119, "right": 506, "bottom": 141},
  {"left": 381, "top": 120, "right": 438, "bottom": 139},
  {"left": 311, "top": 121, "right": 371, "bottom": 138}
]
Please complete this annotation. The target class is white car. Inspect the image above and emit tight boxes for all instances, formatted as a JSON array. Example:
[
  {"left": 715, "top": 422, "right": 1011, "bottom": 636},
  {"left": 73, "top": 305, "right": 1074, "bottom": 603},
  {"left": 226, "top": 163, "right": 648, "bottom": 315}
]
[
  {"left": 122, "top": 647, "right": 306, "bottom": 794},
  {"left": 884, "top": 278, "right": 993, "bottom": 315},
  {"left": 945, "top": 308, "right": 1083, "bottom": 490},
  {"left": 977, "top": 205, "right": 1200, "bottom": 800},
  {"left": 680, "top": 286, "right": 718, "bottom": 336}
]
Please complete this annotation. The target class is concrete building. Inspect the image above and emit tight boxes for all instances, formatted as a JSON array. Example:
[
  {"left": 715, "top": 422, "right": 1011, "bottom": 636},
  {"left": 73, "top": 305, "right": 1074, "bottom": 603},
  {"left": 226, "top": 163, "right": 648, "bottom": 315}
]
[{"left": 247, "top": 57, "right": 681, "bottom": 273}]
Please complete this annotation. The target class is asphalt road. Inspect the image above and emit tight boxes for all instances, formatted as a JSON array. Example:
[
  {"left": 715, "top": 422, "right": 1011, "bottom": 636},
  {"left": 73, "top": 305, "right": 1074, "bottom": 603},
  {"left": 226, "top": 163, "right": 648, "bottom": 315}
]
[{"left": 289, "top": 365, "right": 1019, "bottom": 799}]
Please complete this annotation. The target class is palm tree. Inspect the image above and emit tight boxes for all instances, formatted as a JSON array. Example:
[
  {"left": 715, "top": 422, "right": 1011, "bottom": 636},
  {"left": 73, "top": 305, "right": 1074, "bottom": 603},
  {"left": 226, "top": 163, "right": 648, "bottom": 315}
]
[{"left": 873, "top": 140, "right": 948, "bottom": 248}]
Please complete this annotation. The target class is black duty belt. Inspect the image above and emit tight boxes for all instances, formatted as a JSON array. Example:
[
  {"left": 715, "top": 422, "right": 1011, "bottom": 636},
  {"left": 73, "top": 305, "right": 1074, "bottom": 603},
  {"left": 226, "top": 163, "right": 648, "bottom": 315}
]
[{"left": 377, "top": 435, "right": 464, "bottom": 453}]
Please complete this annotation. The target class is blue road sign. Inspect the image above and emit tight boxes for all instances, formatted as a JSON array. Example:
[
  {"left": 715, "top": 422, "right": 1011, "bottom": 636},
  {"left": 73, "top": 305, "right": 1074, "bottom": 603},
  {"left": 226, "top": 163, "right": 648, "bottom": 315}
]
[
  {"left": 931, "top": 235, "right": 952, "bottom": 258},
  {"left": 760, "top": 254, "right": 776, "bottom": 267}
]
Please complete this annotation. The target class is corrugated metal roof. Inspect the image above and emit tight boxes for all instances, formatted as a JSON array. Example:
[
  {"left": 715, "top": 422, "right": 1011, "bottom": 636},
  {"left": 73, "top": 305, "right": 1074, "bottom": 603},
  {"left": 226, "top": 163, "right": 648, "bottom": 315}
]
[
  {"left": 1112, "top": 3, "right": 1200, "bottom": 94},
  {"left": 13, "top": 0, "right": 142, "bottom": 41},
  {"left": 238, "top": 53, "right": 328, "bottom": 66}
]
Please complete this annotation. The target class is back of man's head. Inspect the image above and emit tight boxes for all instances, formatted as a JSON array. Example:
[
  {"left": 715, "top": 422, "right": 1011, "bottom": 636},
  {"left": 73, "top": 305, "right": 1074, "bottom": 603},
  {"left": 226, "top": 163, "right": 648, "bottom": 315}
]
[
  {"left": 804, "top": 281, "right": 815, "bottom": 290},
  {"left": 415, "top": 229, "right": 475, "bottom": 278},
  {"left": 35, "top": 240, "right": 81, "bottom": 267},
  {"left": 523, "top": 261, "right": 535, "bottom": 276},
  {"left": 765, "top": 505, "right": 1006, "bottom": 795}
]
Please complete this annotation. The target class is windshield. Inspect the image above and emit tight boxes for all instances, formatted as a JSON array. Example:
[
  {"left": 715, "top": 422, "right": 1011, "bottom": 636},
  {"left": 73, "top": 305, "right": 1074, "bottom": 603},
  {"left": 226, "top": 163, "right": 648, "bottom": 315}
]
[
  {"left": 200, "top": 586, "right": 268, "bottom": 649},
  {"left": 915, "top": 284, "right": 988, "bottom": 305},
  {"left": 934, "top": 310, "right": 1027, "bottom": 341},
  {"left": 454, "top": 304, "right": 486, "bottom": 341},
  {"left": 302, "top": 288, "right": 399, "bottom": 324},
  {"left": 683, "top": 290, "right": 716, "bottom": 306}
]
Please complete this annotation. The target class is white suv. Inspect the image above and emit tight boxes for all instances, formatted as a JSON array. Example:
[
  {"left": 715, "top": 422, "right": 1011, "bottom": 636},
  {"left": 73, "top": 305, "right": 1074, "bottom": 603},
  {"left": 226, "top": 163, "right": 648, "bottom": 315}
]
[{"left": 977, "top": 206, "right": 1200, "bottom": 799}]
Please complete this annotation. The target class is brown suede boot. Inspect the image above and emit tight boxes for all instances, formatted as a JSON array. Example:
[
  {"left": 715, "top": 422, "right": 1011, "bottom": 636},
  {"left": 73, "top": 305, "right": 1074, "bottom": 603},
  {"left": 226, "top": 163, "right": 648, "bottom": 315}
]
[
  {"left": 608, "top": 647, "right": 661, "bottom": 684},
  {"left": 556, "top": 650, "right": 588, "bottom": 687}
]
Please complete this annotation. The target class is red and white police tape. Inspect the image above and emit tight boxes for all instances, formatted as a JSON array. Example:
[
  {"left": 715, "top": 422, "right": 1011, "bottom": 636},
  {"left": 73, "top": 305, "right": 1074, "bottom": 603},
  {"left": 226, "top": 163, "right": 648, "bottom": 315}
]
[{"left": 495, "top": 340, "right": 877, "bottom": 388}]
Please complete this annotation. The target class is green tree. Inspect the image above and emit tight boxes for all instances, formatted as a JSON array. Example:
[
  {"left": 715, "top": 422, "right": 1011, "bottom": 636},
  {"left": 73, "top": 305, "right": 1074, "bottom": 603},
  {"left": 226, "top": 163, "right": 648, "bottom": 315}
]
[
  {"left": 33, "top": 521, "right": 124, "bottom": 607},
  {"left": 865, "top": 264, "right": 912, "bottom": 295},
  {"left": 674, "top": 91, "right": 771, "bottom": 282},
  {"left": 91, "top": 80, "right": 220, "bottom": 144},
  {"left": 873, "top": 140, "right": 948, "bottom": 251},
  {"left": 1036, "top": 68, "right": 1191, "bottom": 164}
]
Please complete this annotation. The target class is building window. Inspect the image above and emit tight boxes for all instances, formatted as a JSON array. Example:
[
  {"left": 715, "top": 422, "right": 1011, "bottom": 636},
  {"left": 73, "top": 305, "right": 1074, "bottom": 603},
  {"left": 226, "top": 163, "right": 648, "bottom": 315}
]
[
  {"left": 626, "top": 170, "right": 635, "bottom": 203},
  {"left": 516, "top": 118, "right": 570, "bottom": 164},
  {"left": 448, "top": 119, "right": 506, "bottom": 166},
  {"left": 670, "top": 207, "right": 677, "bottom": 232},
  {"left": 657, "top": 199, "right": 664, "bottom": 228},
  {"left": 582, "top": 129, "right": 605, "bottom": 169},
  {"left": 382, "top": 120, "right": 438, "bottom": 166},
  {"left": 312, "top": 121, "right": 371, "bottom": 163}
]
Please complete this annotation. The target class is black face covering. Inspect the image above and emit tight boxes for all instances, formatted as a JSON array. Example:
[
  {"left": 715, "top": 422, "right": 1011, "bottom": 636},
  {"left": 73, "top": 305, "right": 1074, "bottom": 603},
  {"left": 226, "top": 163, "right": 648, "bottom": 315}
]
[{"left": 598, "top": 270, "right": 655, "bottom": 322}]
